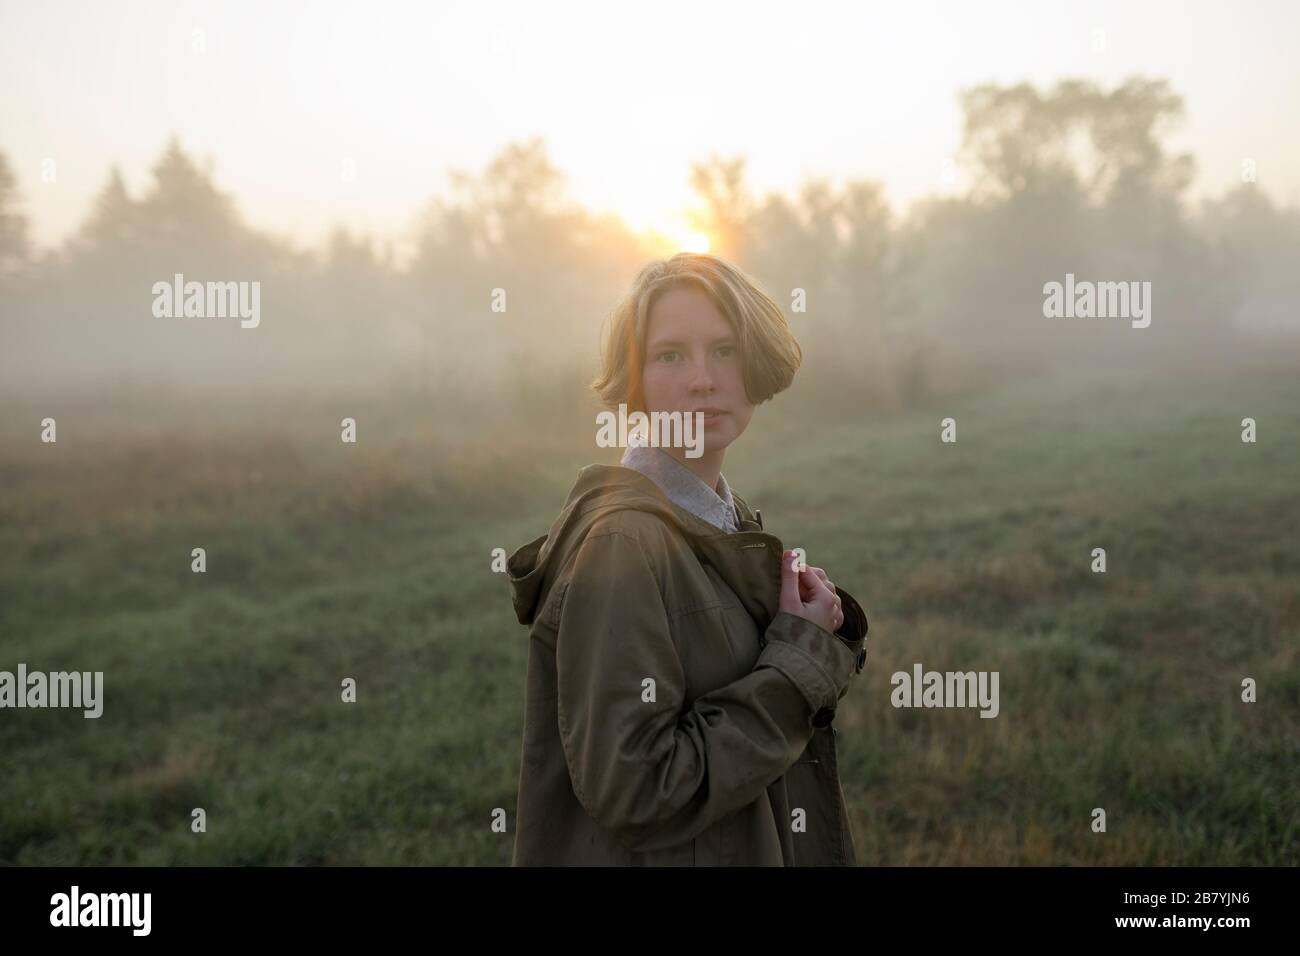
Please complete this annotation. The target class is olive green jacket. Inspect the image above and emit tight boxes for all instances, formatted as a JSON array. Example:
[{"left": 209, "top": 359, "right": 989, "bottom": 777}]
[{"left": 507, "top": 464, "right": 869, "bottom": 866}]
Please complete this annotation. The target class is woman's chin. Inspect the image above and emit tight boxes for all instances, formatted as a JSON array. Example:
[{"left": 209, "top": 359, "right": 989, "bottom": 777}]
[{"left": 699, "top": 427, "right": 739, "bottom": 455}]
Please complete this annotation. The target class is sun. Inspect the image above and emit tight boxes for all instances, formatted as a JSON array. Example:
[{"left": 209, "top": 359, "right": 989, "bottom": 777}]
[
  {"left": 641, "top": 217, "right": 712, "bottom": 256},
  {"left": 682, "top": 231, "right": 710, "bottom": 253}
]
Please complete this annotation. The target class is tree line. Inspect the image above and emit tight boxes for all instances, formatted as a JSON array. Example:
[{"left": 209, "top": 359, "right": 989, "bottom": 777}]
[{"left": 2, "top": 76, "right": 1296, "bottom": 417}]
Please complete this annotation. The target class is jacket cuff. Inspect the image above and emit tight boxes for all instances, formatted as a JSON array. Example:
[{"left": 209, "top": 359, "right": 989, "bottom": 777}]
[
  {"left": 832, "top": 586, "right": 869, "bottom": 675},
  {"left": 758, "top": 611, "right": 859, "bottom": 715}
]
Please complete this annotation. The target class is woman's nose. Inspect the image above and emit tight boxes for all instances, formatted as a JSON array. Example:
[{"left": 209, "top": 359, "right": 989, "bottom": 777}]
[{"left": 688, "top": 365, "right": 715, "bottom": 392}]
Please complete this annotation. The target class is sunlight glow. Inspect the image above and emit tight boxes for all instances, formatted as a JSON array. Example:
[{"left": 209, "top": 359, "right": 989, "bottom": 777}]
[
  {"left": 683, "top": 232, "right": 710, "bottom": 253},
  {"left": 639, "top": 213, "right": 712, "bottom": 257}
]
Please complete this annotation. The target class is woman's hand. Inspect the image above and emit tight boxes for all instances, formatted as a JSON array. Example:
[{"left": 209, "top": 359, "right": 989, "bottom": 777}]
[{"left": 779, "top": 550, "right": 844, "bottom": 635}]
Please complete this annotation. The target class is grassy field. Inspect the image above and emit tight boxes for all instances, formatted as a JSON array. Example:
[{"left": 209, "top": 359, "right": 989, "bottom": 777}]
[{"left": 1, "top": 366, "right": 1297, "bottom": 864}]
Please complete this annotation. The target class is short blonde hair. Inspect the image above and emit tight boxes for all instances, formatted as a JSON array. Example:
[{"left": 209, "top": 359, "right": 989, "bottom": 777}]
[{"left": 591, "top": 252, "right": 803, "bottom": 413}]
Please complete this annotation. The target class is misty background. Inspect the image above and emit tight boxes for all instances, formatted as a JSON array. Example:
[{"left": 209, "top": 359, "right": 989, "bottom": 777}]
[{"left": 3, "top": 73, "right": 1299, "bottom": 420}]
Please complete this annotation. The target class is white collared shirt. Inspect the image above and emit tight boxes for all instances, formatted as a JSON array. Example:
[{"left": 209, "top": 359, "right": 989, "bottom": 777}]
[{"left": 620, "top": 443, "right": 740, "bottom": 533}]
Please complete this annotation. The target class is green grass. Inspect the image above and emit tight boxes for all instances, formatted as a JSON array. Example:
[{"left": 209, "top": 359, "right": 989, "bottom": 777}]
[{"left": 1, "top": 366, "right": 1297, "bottom": 864}]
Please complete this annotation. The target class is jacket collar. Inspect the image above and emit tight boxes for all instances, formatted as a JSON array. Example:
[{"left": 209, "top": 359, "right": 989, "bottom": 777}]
[{"left": 508, "top": 463, "right": 784, "bottom": 630}]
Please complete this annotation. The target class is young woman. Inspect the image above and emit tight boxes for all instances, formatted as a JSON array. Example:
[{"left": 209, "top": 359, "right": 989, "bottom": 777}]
[{"left": 507, "top": 252, "right": 869, "bottom": 866}]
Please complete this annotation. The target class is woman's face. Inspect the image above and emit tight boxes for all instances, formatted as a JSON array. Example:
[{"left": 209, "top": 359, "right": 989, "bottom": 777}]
[{"left": 640, "top": 286, "right": 755, "bottom": 456}]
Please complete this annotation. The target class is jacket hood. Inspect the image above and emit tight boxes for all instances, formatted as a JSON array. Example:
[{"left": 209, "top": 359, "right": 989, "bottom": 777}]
[{"left": 506, "top": 463, "right": 770, "bottom": 628}]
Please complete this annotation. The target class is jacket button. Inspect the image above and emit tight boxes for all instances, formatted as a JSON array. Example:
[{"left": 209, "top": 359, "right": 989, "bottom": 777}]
[{"left": 812, "top": 706, "right": 835, "bottom": 728}]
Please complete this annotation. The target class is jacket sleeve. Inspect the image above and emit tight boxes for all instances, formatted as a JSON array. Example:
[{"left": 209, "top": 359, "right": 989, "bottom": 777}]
[
  {"left": 831, "top": 585, "right": 869, "bottom": 698},
  {"left": 554, "top": 525, "right": 862, "bottom": 853}
]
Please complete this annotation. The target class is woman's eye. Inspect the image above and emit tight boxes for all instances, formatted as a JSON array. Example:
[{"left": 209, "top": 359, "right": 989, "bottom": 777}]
[
  {"left": 716, "top": 345, "right": 736, "bottom": 358},
  {"left": 657, "top": 351, "right": 679, "bottom": 363}
]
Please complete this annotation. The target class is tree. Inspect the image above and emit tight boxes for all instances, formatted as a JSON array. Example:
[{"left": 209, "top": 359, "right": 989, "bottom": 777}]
[
  {"left": 958, "top": 77, "right": 1192, "bottom": 205},
  {"left": 0, "top": 151, "right": 29, "bottom": 276},
  {"left": 687, "top": 154, "right": 752, "bottom": 262},
  {"left": 65, "top": 165, "right": 139, "bottom": 260},
  {"left": 140, "top": 135, "right": 241, "bottom": 241},
  {"left": 1200, "top": 184, "right": 1300, "bottom": 332}
]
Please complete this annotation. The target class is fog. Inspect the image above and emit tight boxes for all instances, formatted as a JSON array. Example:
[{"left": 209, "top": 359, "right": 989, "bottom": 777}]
[{"left": 2, "top": 77, "right": 1298, "bottom": 425}]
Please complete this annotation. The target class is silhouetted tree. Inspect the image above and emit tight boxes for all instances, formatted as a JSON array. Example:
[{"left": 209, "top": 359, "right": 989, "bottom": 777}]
[
  {"left": 687, "top": 154, "right": 752, "bottom": 262},
  {"left": 0, "top": 151, "right": 28, "bottom": 277},
  {"left": 1200, "top": 184, "right": 1300, "bottom": 332},
  {"left": 408, "top": 137, "right": 645, "bottom": 413}
]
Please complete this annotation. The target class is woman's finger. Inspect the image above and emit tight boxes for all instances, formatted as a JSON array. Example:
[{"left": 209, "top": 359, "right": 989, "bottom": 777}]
[
  {"left": 779, "top": 550, "right": 804, "bottom": 613},
  {"left": 798, "top": 567, "right": 827, "bottom": 590},
  {"left": 799, "top": 568, "right": 835, "bottom": 603},
  {"left": 809, "top": 566, "right": 835, "bottom": 595}
]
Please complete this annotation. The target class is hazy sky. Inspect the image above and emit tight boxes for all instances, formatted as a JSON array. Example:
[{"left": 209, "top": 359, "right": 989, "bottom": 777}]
[{"left": 3, "top": 0, "right": 1297, "bottom": 252}]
